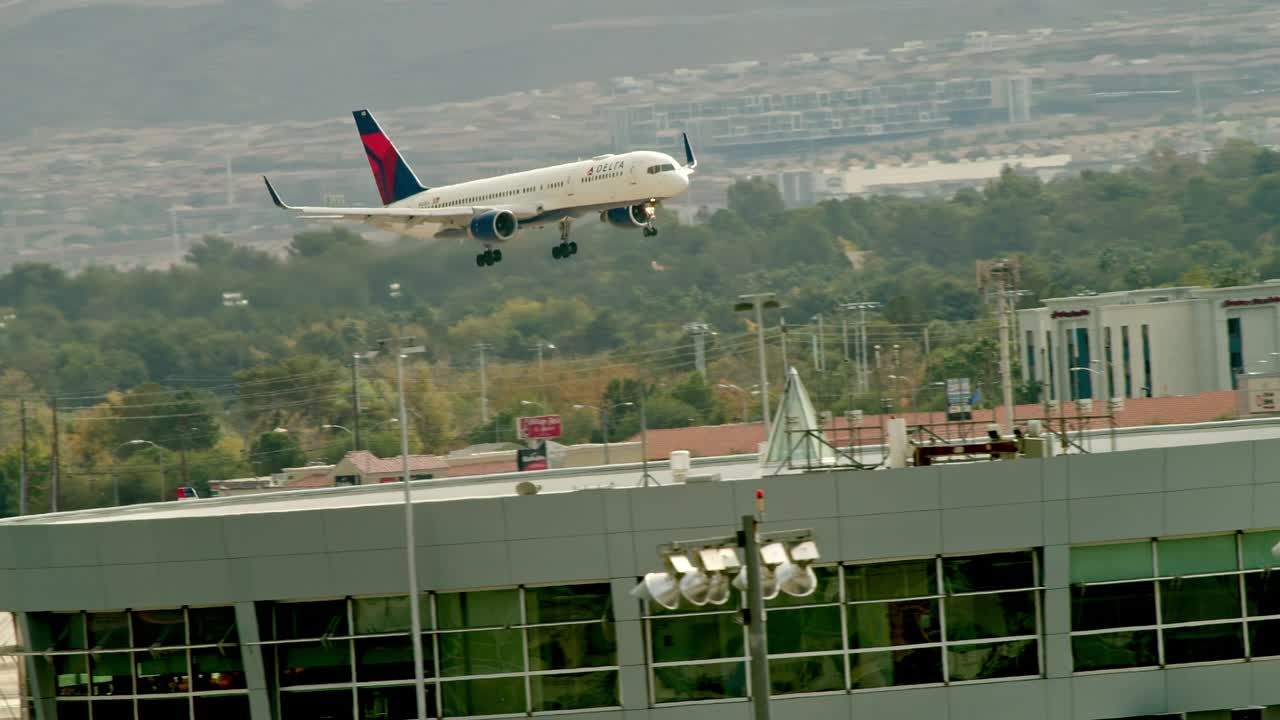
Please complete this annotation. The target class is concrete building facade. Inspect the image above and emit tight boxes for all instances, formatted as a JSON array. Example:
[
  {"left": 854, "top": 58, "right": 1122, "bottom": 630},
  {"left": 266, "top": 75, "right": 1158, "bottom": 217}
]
[
  {"left": 0, "top": 437, "right": 1278, "bottom": 720},
  {"left": 1019, "top": 281, "right": 1280, "bottom": 402}
]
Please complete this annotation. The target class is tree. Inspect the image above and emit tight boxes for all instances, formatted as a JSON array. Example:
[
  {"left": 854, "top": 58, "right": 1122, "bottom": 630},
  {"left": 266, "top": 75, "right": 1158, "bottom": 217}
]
[
  {"left": 249, "top": 431, "right": 305, "bottom": 476},
  {"left": 726, "top": 178, "right": 785, "bottom": 226}
]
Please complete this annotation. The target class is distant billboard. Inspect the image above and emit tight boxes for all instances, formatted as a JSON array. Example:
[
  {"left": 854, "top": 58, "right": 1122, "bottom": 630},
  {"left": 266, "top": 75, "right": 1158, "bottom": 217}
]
[
  {"left": 518, "top": 442, "right": 549, "bottom": 472},
  {"left": 517, "top": 415, "right": 562, "bottom": 440},
  {"left": 946, "top": 378, "right": 973, "bottom": 421},
  {"left": 1242, "top": 373, "right": 1280, "bottom": 414}
]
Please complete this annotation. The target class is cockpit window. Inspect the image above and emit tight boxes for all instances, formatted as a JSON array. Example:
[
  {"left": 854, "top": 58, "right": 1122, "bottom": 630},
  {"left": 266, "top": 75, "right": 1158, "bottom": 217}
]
[{"left": 648, "top": 164, "right": 678, "bottom": 174}]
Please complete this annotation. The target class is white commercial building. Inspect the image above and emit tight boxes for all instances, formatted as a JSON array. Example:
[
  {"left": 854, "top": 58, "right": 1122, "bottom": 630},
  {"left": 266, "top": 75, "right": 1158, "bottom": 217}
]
[{"left": 1018, "top": 281, "right": 1280, "bottom": 401}]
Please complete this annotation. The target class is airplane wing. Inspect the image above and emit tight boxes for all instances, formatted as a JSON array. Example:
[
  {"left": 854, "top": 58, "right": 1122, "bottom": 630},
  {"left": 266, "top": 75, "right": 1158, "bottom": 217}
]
[{"left": 263, "top": 177, "right": 535, "bottom": 228}]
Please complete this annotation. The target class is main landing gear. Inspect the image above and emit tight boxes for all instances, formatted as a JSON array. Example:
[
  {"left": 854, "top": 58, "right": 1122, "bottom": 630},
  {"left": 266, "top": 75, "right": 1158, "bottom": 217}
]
[
  {"left": 552, "top": 241, "right": 577, "bottom": 260},
  {"left": 642, "top": 202, "right": 659, "bottom": 237},
  {"left": 642, "top": 226, "right": 659, "bottom": 238},
  {"left": 475, "top": 248, "right": 502, "bottom": 267}
]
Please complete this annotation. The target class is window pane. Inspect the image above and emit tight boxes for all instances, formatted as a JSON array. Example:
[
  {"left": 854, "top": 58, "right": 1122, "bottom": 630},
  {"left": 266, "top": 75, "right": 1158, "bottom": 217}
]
[
  {"left": 846, "top": 559, "right": 936, "bottom": 601},
  {"left": 528, "top": 622, "right": 616, "bottom": 671},
  {"left": 1163, "top": 623, "right": 1244, "bottom": 664},
  {"left": 87, "top": 612, "right": 130, "bottom": 650},
  {"left": 40, "top": 613, "right": 87, "bottom": 651},
  {"left": 54, "top": 654, "right": 88, "bottom": 697},
  {"left": 89, "top": 699, "right": 134, "bottom": 720},
  {"left": 1071, "top": 630, "right": 1158, "bottom": 672},
  {"left": 352, "top": 596, "right": 415, "bottom": 635},
  {"left": 947, "top": 639, "right": 1039, "bottom": 681},
  {"left": 652, "top": 662, "right": 745, "bottom": 703},
  {"left": 1071, "top": 581, "right": 1156, "bottom": 631},
  {"left": 850, "top": 647, "right": 943, "bottom": 689},
  {"left": 132, "top": 609, "right": 185, "bottom": 649},
  {"left": 438, "top": 629, "right": 523, "bottom": 677},
  {"left": 1250, "top": 619, "right": 1280, "bottom": 657},
  {"left": 944, "top": 552, "right": 1036, "bottom": 594},
  {"left": 90, "top": 652, "right": 133, "bottom": 696},
  {"left": 1158, "top": 535, "right": 1238, "bottom": 576},
  {"left": 134, "top": 649, "right": 187, "bottom": 694},
  {"left": 650, "top": 613, "right": 742, "bottom": 663},
  {"left": 281, "top": 689, "right": 353, "bottom": 720},
  {"left": 278, "top": 641, "right": 352, "bottom": 686},
  {"left": 524, "top": 584, "right": 612, "bottom": 624},
  {"left": 848, "top": 599, "right": 941, "bottom": 649},
  {"left": 358, "top": 684, "right": 437, "bottom": 720},
  {"left": 355, "top": 636, "right": 435, "bottom": 681},
  {"left": 1160, "top": 576, "right": 1242, "bottom": 624},
  {"left": 766, "top": 606, "right": 843, "bottom": 654},
  {"left": 766, "top": 566, "right": 840, "bottom": 608},
  {"left": 436, "top": 590, "right": 519, "bottom": 630},
  {"left": 1071, "top": 542, "right": 1152, "bottom": 584},
  {"left": 191, "top": 647, "right": 245, "bottom": 691},
  {"left": 530, "top": 670, "right": 619, "bottom": 711},
  {"left": 188, "top": 607, "right": 238, "bottom": 646},
  {"left": 768, "top": 654, "right": 844, "bottom": 695},
  {"left": 137, "top": 698, "right": 189, "bottom": 720},
  {"left": 441, "top": 676, "right": 525, "bottom": 717},
  {"left": 55, "top": 701, "right": 89, "bottom": 720},
  {"left": 1246, "top": 572, "right": 1280, "bottom": 617},
  {"left": 1243, "top": 532, "right": 1280, "bottom": 569},
  {"left": 274, "top": 601, "right": 348, "bottom": 641},
  {"left": 194, "top": 694, "right": 251, "bottom": 720},
  {"left": 946, "top": 590, "right": 1036, "bottom": 641}
]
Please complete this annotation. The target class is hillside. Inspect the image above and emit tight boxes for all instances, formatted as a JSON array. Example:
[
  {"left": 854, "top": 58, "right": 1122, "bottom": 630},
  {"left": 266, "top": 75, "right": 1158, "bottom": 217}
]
[{"left": 0, "top": 0, "right": 1209, "bottom": 140}]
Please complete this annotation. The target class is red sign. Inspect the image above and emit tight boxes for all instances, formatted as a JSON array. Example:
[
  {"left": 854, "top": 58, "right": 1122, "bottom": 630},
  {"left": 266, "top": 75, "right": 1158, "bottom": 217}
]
[
  {"left": 1223, "top": 296, "right": 1280, "bottom": 308},
  {"left": 517, "top": 415, "right": 562, "bottom": 440},
  {"left": 1051, "top": 309, "right": 1091, "bottom": 319}
]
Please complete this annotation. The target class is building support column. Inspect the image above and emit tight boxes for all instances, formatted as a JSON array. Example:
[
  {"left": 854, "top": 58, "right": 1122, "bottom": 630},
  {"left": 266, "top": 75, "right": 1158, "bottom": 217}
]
[
  {"left": 234, "top": 602, "right": 273, "bottom": 720},
  {"left": 17, "top": 612, "right": 54, "bottom": 720}
]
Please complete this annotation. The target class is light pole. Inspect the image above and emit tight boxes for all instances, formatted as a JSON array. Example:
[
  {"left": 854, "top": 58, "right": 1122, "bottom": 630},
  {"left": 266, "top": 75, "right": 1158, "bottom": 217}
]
[
  {"left": 912, "top": 381, "right": 946, "bottom": 426},
  {"left": 322, "top": 424, "right": 354, "bottom": 453},
  {"left": 573, "top": 402, "right": 634, "bottom": 465},
  {"left": 735, "top": 293, "right": 780, "bottom": 436},
  {"left": 840, "top": 301, "right": 880, "bottom": 392},
  {"left": 384, "top": 281, "right": 429, "bottom": 720},
  {"left": 530, "top": 341, "right": 556, "bottom": 390},
  {"left": 112, "top": 439, "right": 160, "bottom": 507},
  {"left": 519, "top": 399, "right": 547, "bottom": 413},
  {"left": 630, "top": 491, "right": 820, "bottom": 720},
  {"left": 222, "top": 292, "right": 249, "bottom": 369}
]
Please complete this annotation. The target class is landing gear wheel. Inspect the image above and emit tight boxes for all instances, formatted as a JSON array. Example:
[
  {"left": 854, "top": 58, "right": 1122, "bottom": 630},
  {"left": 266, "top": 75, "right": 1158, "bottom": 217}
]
[
  {"left": 643, "top": 226, "right": 658, "bottom": 238},
  {"left": 552, "top": 245, "right": 563, "bottom": 260},
  {"left": 568, "top": 241, "right": 578, "bottom": 255},
  {"left": 475, "top": 253, "right": 486, "bottom": 267},
  {"left": 492, "top": 248, "right": 502, "bottom": 263}
]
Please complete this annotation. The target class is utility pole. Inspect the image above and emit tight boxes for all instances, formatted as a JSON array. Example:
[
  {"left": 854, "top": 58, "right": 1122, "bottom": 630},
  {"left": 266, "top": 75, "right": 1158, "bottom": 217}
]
[
  {"left": 841, "top": 302, "right": 880, "bottom": 393},
  {"left": 18, "top": 399, "right": 27, "bottom": 516},
  {"left": 49, "top": 397, "right": 59, "bottom": 513},
  {"left": 683, "top": 323, "right": 713, "bottom": 381},
  {"left": 742, "top": 512, "right": 771, "bottom": 720},
  {"left": 814, "top": 313, "right": 825, "bottom": 372},
  {"left": 475, "top": 344, "right": 492, "bottom": 424},
  {"left": 980, "top": 259, "right": 1018, "bottom": 436},
  {"left": 841, "top": 313, "right": 850, "bottom": 363},
  {"left": 351, "top": 355, "right": 362, "bottom": 452},
  {"left": 735, "top": 293, "right": 780, "bottom": 436},
  {"left": 779, "top": 315, "right": 789, "bottom": 379}
]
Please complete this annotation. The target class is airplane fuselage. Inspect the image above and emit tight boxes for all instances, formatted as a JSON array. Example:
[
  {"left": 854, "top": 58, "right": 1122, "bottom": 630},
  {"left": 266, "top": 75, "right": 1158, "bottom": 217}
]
[{"left": 371, "top": 150, "right": 689, "bottom": 240}]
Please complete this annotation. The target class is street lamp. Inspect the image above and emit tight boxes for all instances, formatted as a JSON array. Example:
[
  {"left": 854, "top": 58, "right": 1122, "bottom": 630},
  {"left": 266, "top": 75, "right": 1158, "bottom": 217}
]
[
  {"left": 529, "top": 341, "right": 557, "bottom": 389},
  {"left": 384, "top": 280, "right": 429, "bottom": 720},
  {"left": 322, "top": 424, "right": 354, "bottom": 453},
  {"left": 717, "top": 383, "right": 751, "bottom": 423},
  {"left": 734, "top": 293, "right": 780, "bottom": 436},
  {"left": 519, "top": 399, "right": 547, "bottom": 413},
  {"left": 573, "top": 402, "right": 634, "bottom": 464},
  {"left": 112, "top": 439, "right": 161, "bottom": 507},
  {"left": 631, "top": 492, "right": 820, "bottom": 720}
]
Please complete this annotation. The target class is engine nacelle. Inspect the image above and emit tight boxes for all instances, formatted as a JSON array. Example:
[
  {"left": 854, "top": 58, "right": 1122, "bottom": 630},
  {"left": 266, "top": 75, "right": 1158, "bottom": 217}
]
[
  {"left": 603, "top": 204, "right": 649, "bottom": 229},
  {"left": 468, "top": 209, "right": 518, "bottom": 242}
]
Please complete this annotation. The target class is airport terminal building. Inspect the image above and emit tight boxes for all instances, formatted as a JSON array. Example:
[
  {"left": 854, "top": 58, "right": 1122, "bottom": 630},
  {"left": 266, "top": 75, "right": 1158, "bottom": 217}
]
[{"left": 0, "top": 433, "right": 1278, "bottom": 720}]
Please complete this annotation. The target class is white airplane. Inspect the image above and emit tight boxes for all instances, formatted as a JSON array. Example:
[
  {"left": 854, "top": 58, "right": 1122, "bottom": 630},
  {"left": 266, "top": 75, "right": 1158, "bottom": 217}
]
[{"left": 264, "top": 109, "right": 696, "bottom": 268}]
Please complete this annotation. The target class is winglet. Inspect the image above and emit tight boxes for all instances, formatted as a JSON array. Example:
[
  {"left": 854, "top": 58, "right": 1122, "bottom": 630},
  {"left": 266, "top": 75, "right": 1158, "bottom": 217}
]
[
  {"left": 263, "top": 176, "right": 293, "bottom": 210},
  {"left": 682, "top": 132, "right": 698, "bottom": 171}
]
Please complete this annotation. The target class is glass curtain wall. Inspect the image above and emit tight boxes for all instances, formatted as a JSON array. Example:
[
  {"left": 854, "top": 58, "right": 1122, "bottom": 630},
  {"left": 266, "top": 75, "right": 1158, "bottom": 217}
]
[
  {"left": 34, "top": 606, "right": 248, "bottom": 720},
  {"left": 644, "top": 550, "right": 1043, "bottom": 704},
  {"left": 263, "top": 583, "right": 618, "bottom": 719},
  {"left": 1069, "top": 532, "right": 1280, "bottom": 672}
]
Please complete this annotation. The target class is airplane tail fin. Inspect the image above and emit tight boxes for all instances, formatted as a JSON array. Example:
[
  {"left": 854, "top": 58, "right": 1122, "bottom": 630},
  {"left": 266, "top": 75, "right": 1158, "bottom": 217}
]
[{"left": 353, "top": 109, "right": 428, "bottom": 205}]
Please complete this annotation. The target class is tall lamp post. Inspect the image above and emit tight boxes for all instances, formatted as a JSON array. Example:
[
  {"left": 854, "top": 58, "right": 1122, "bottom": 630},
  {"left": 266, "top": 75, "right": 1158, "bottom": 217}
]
[
  {"left": 112, "top": 439, "right": 160, "bottom": 507},
  {"left": 384, "top": 281, "right": 429, "bottom": 720},
  {"left": 630, "top": 491, "right": 820, "bottom": 720},
  {"left": 572, "top": 402, "right": 634, "bottom": 465},
  {"left": 717, "top": 383, "right": 756, "bottom": 423},
  {"left": 735, "top": 293, "right": 780, "bottom": 436}
]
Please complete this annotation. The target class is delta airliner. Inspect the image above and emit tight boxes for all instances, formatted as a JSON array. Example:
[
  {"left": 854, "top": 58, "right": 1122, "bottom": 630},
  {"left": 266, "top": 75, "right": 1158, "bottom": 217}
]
[{"left": 263, "top": 109, "right": 696, "bottom": 267}]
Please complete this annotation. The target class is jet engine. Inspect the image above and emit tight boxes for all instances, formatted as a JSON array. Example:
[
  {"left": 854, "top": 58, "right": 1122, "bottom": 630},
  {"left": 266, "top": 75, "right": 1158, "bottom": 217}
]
[
  {"left": 603, "top": 204, "right": 649, "bottom": 229},
  {"left": 468, "top": 209, "right": 518, "bottom": 241}
]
